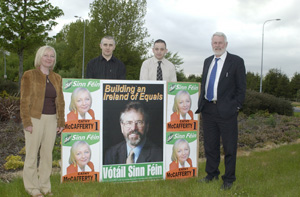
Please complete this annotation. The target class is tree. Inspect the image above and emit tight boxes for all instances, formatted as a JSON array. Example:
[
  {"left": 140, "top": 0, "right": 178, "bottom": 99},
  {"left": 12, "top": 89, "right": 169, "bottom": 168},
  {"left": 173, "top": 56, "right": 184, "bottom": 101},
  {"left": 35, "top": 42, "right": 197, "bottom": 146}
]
[
  {"left": 50, "top": 22, "right": 85, "bottom": 78},
  {"left": 263, "top": 69, "right": 291, "bottom": 99},
  {"left": 0, "top": 0, "right": 63, "bottom": 85},
  {"left": 186, "top": 74, "right": 201, "bottom": 82},
  {"left": 89, "top": 0, "right": 150, "bottom": 80},
  {"left": 164, "top": 51, "right": 184, "bottom": 70},
  {"left": 176, "top": 69, "right": 187, "bottom": 82},
  {"left": 290, "top": 72, "right": 300, "bottom": 101},
  {"left": 277, "top": 73, "right": 291, "bottom": 99},
  {"left": 246, "top": 71, "right": 260, "bottom": 91},
  {"left": 164, "top": 51, "right": 185, "bottom": 81}
]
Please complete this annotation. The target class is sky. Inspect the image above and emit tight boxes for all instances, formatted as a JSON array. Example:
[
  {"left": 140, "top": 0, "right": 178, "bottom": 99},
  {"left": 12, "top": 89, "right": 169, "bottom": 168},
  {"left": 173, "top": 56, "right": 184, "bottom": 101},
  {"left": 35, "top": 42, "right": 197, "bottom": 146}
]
[{"left": 50, "top": 0, "right": 300, "bottom": 78}]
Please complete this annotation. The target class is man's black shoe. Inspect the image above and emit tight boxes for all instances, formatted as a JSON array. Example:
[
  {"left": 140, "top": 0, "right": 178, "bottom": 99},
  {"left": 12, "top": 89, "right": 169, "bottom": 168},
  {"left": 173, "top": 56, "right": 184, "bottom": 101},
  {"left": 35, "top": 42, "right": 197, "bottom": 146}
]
[
  {"left": 197, "top": 176, "right": 218, "bottom": 183},
  {"left": 221, "top": 182, "right": 233, "bottom": 190}
]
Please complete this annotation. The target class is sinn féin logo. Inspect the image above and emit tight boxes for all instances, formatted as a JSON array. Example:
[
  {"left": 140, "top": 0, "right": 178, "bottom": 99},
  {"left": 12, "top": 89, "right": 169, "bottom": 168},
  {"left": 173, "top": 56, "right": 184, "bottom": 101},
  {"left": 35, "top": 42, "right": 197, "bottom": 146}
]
[
  {"left": 64, "top": 80, "right": 73, "bottom": 90},
  {"left": 168, "top": 84, "right": 176, "bottom": 92},
  {"left": 167, "top": 133, "right": 174, "bottom": 142},
  {"left": 63, "top": 134, "right": 72, "bottom": 144}
]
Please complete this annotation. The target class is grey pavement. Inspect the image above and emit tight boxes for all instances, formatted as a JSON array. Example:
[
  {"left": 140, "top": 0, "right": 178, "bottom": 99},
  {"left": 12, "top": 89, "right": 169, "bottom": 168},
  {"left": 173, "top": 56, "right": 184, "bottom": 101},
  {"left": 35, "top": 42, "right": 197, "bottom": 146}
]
[{"left": 293, "top": 107, "right": 300, "bottom": 113}]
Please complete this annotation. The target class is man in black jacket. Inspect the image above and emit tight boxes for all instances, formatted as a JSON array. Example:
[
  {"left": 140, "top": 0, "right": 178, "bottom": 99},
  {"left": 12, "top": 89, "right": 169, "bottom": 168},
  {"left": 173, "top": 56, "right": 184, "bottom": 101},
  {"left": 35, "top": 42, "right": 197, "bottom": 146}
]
[
  {"left": 196, "top": 32, "right": 246, "bottom": 190},
  {"left": 86, "top": 36, "right": 126, "bottom": 79}
]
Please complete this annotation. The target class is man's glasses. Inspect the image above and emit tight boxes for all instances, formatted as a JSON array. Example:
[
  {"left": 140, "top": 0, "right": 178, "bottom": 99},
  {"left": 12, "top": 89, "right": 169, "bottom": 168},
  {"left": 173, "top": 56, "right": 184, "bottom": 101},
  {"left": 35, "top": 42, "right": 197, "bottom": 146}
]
[{"left": 122, "top": 120, "right": 145, "bottom": 128}]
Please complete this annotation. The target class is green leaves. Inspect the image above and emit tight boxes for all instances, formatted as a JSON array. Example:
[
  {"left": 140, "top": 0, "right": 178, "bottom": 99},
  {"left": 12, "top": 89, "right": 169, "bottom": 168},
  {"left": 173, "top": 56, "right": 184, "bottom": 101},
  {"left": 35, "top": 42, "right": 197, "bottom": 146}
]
[{"left": 0, "top": 0, "right": 64, "bottom": 84}]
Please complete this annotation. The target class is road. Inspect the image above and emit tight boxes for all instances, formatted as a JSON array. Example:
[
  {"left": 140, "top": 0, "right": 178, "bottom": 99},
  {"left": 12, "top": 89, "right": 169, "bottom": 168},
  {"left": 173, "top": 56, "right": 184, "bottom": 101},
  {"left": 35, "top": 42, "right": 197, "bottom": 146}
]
[{"left": 293, "top": 107, "right": 300, "bottom": 113}]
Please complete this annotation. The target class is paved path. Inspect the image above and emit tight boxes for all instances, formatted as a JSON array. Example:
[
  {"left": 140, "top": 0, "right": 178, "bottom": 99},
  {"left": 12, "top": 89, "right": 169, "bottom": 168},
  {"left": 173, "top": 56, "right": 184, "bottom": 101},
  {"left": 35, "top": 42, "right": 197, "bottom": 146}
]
[{"left": 294, "top": 107, "right": 300, "bottom": 113}]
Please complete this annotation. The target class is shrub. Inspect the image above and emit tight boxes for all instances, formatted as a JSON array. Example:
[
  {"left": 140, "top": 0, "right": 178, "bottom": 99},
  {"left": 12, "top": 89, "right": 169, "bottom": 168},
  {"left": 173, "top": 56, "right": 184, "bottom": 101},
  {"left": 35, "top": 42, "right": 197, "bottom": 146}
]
[
  {"left": 52, "top": 160, "right": 60, "bottom": 168},
  {"left": 19, "top": 146, "right": 26, "bottom": 155},
  {"left": 0, "top": 95, "right": 20, "bottom": 122},
  {"left": 4, "top": 155, "right": 24, "bottom": 170},
  {"left": 242, "top": 90, "right": 293, "bottom": 116},
  {"left": 0, "top": 79, "right": 19, "bottom": 95},
  {"left": 236, "top": 113, "right": 300, "bottom": 151},
  {"left": 52, "top": 136, "right": 61, "bottom": 161},
  {"left": 265, "top": 115, "right": 276, "bottom": 128}
]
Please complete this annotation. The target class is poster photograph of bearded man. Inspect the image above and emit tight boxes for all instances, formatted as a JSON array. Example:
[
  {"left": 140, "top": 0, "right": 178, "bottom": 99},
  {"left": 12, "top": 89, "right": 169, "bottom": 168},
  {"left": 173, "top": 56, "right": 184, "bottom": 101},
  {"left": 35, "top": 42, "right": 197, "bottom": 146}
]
[{"left": 102, "top": 82, "right": 165, "bottom": 166}]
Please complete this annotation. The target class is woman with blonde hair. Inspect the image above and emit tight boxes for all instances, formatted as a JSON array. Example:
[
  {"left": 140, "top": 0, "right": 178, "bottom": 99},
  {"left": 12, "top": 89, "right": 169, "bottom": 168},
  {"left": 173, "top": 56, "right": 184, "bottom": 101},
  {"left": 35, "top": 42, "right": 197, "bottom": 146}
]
[
  {"left": 67, "top": 87, "right": 95, "bottom": 121},
  {"left": 67, "top": 141, "right": 94, "bottom": 174},
  {"left": 169, "top": 139, "right": 193, "bottom": 170},
  {"left": 20, "top": 46, "right": 65, "bottom": 197},
  {"left": 171, "top": 90, "right": 194, "bottom": 121}
]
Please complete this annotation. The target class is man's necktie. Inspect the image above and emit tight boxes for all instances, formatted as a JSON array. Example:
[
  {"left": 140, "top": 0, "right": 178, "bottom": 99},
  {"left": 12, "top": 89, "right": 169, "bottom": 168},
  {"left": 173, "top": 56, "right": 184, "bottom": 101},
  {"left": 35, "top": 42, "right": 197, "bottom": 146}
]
[
  {"left": 207, "top": 58, "right": 220, "bottom": 101},
  {"left": 157, "top": 61, "right": 163, "bottom": 80},
  {"left": 126, "top": 150, "right": 135, "bottom": 164}
]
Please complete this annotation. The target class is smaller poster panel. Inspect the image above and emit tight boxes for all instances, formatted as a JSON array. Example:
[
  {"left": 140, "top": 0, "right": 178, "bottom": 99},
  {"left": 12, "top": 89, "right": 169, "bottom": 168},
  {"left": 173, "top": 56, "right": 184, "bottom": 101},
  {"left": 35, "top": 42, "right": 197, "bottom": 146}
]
[
  {"left": 61, "top": 128, "right": 100, "bottom": 182},
  {"left": 165, "top": 82, "right": 200, "bottom": 179},
  {"left": 166, "top": 82, "right": 199, "bottom": 131},
  {"left": 61, "top": 79, "right": 101, "bottom": 182},
  {"left": 165, "top": 131, "right": 197, "bottom": 179}
]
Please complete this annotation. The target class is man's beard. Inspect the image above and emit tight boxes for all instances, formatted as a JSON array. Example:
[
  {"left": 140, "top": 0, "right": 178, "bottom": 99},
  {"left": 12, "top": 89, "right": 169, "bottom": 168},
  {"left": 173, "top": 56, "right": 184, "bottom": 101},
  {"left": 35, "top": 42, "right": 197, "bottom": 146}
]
[
  {"left": 213, "top": 47, "right": 226, "bottom": 56},
  {"left": 125, "top": 130, "right": 145, "bottom": 146}
]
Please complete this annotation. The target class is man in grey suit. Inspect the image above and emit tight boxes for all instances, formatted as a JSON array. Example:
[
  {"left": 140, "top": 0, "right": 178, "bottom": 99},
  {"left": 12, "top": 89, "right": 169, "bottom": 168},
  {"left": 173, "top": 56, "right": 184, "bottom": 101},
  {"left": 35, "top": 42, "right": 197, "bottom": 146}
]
[
  {"left": 196, "top": 32, "right": 246, "bottom": 190},
  {"left": 104, "top": 101, "right": 163, "bottom": 165}
]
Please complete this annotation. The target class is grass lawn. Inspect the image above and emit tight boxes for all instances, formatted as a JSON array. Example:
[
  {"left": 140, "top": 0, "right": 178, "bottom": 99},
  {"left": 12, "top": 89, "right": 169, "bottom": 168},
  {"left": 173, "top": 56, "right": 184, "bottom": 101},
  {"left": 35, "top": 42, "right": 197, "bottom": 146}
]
[{"left": 1, "top": 143, "right": 299, "bottom": 197}]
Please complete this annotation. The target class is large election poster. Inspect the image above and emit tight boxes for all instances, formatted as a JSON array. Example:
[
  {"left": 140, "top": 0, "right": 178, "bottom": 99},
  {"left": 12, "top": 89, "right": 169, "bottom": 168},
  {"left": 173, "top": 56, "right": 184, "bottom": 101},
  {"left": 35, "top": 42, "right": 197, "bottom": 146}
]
[
  {"left": 61, "top": 79, "right": 101, "bottom": 182},
  {"left": 101, "top": 80, "right": 166, "bottom": 182},
  {"left": 165, "top": 82, "right": 199, "bottom": 179}
]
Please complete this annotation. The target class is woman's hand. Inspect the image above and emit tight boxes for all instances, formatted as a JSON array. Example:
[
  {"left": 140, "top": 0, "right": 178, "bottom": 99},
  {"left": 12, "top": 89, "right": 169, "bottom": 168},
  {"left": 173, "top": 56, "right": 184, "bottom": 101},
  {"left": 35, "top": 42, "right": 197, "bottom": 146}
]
[
  {"left": 25, "top": 126, "right": 33, "bottom": 134},
  {"left": 57, "top": 127, "right": 64, "bottom": 134}
]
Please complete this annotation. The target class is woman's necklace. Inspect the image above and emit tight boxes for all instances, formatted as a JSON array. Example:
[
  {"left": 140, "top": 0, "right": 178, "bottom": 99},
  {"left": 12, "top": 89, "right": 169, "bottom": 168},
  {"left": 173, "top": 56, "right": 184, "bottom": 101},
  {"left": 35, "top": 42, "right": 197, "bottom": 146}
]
[{"left": 46, "top": 75, "right": 49, "bottom": 83}]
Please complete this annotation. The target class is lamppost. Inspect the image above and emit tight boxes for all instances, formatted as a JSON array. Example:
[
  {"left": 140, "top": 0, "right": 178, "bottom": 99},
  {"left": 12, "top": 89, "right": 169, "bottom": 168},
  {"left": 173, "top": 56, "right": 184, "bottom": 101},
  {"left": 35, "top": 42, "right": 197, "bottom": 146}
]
[
  {"left": 1, "top": 49, "right": 9, "bottom": 79},
  {"left": 260, "top": 18, "right": 281, "bottom": 93},
  {"left": 75, "top": 16, "right": 86, "bottom": 79},
  {"left": 4, "top": 51, "right": 6, "bottom": 79}
]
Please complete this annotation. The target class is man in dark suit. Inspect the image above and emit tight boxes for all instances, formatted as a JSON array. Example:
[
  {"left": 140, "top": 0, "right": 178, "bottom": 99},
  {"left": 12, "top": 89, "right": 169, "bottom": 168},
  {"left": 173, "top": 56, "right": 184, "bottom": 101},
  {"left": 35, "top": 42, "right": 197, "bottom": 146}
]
[
  {"left": 104, "top": 101, "right": 163, "bottom": 164},
  {"left": 196, "top": 32, "right": 246, "bottom": 190}
]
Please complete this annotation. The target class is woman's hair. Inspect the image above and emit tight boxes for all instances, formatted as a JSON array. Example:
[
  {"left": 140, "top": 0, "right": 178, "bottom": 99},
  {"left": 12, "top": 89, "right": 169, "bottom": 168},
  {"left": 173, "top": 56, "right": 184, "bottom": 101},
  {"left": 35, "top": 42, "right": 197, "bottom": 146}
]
[
  {"left": 34, "top": 46, "right": 56, "bottom": 69},
  {"left": 69, "top": 141, "right": 91, "bottom": 165},
  {"left": 171, "top": 139, "right": 190, "bottom": 162},
  {"left": 69, "top": 87, "right": 93, "bottom": 112},
  {"left": 172, "top": 90, "right": 192, "bottom": 113}
]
